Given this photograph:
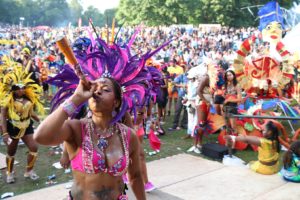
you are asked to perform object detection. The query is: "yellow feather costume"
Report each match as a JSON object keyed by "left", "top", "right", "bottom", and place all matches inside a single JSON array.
[
  {"left": 0, "top": 66, "right": 44, "bottom": 138},
  {"left": 0, "top": 55, "right": 22, "bottom": 79}
]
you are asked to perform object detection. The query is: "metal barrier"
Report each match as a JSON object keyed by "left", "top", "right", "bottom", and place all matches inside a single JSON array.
[
  {"left": 223, "top": 112, "right": 300, "bottom": 157},
  {"left": 227, "top": 114, "right": 300, "bottom": 120}
]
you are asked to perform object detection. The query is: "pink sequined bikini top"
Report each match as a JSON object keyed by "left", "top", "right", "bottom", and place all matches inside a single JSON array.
[{"left": 71, "top": 120, "right": 130, "bottom": 176}]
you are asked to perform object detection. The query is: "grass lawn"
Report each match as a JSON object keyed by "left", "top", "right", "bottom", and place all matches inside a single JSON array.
[{"left": 0, "top": 110, "right": 298, "bottom": 196}]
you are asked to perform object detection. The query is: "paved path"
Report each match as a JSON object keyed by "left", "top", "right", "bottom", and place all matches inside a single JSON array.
[{"left": 9, "top": 154, "right": 300, "bottom": 200}]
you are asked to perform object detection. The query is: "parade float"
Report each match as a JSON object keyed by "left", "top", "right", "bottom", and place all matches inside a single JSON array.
[{"left": 218, "top": 1, "right": 300, "bottom": 150}]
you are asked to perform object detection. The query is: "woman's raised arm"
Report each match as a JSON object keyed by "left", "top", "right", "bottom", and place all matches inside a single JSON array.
[{"left": 34, "top": 80, "right": 96, "bottom": 145}]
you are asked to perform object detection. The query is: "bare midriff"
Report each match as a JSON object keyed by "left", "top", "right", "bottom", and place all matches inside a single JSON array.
[{"left": 71, "top": 171, "right": 125, "bottom": 200}]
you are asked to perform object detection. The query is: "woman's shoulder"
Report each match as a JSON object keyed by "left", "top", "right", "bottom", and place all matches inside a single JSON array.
[
  {"left": 117, "top": 123, "right": 138, "bottom": 149},
  {"left": 117, "top": 123, "right": 135, "bottom": 135}
]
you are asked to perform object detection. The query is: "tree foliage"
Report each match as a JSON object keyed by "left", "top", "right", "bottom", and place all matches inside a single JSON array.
[
  {"left": 0, "top": 0, "right": 116, "bottom": 27},
  {"left": 116, "top": 0, "right": 296, "bottom": 27},
  {"left": 81, "top": 6, "right": 105, "bottom": 27},
  {"left": 0, "top": 0, "right": 297, "bottom": 27}
]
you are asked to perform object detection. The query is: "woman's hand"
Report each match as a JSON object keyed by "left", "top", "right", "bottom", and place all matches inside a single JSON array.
[
  {"left": 2, "top": 134, "right": 11, "bottom": 145},
  {"left": 224, "top": 135, "right": 235, "bottom": 148},
  {"left": 224, "top": 135, "right": 231, "bottom": 142},
  {"left": 72, "top": 80, "right": 96, "bottom": 105},
  {"left": 60, "top": 154, "right": 70, "bottom": 169},
  {"left": 182, "top": 98, "right": 188, "bottom": 105}
]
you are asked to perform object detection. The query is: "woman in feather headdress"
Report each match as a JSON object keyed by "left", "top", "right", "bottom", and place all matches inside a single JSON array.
[
  {"left": 0, "top": 65, "right": 44, "bottom": 184},
  {"left": 34, "top": 27, "right": 169, "bottom": 199}
]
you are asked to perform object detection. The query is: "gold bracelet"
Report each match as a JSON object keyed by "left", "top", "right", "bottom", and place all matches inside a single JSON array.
[{"left": 2, "top": 132, "right": 8, "bottom": 136}]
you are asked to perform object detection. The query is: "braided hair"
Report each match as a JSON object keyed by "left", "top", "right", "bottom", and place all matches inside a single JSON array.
[{"left": 283, "top": 141, "right": 300, "bottom": 169}]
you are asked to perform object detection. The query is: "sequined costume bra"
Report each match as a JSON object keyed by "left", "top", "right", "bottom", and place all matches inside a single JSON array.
[
  {"left": 71, "top": 120, "right": 130, "bottom": 176},
  {"left": 8, "top": 100, "right": 33, "bottom": 138}
]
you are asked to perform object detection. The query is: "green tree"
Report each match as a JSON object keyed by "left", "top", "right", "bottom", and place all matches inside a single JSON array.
[
  {"left": 69, "top": 0, "right": 83, "bottom": 25},
  {"left": 104, "top": 8, "right": 117, "bottom": 26},
  {"left": 116, "top": 0, "right": 295, "bottom": 27},
  {"left": 116, "top": 0, "right": 140, "bottom": 25},
  {"left": 82, "top": 6, "right": 105, "bottom": 27},
  {"left": 0, "top": 0, "right": 22, "bottom": 25},
  {"left": 0, "top": 0, "right": 296, "bottom": 27},
  {"left": 35, "top": 0, "right": 70, "bottom": 26}
]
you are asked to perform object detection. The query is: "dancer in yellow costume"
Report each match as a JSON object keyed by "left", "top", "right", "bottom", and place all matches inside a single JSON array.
[{"left": 0, "top": 65, "right": 44, "bottom": 183}]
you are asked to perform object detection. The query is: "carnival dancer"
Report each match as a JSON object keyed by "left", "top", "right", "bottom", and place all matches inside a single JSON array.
[
  {"left": 191, "top": 61, "right": 226, "bottom": 152},
  {"left": 225, "top": 121, "right": 280, "bottom": 175},
  {"left": 192, "top": 63, "right": 212, "bottom": 153},
  {"left": 131, "top": 106, "right": 156, "bottom": 192},
  {"left": 0, "top": 66, "right": 44, "bottom": 183},
  {"left": 36, "top": 77, "right": 145, "bottom": 200},
  {"left": 35, "top": 31, "right": 169, "bottom": 199}
]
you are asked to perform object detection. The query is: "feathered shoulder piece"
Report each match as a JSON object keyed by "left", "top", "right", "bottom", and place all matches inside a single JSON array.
[
  {"left": 0, "top": 66, "right": 44, "bottom": 120},
  {"left": 48, "top": 28, "right": 170, "bottom": 123},
  {"left": 0, "top": 55, "right": 22, "bottom": 78},
  {"left": 207, "top": 63, "right": 222, "bottom": 91}
]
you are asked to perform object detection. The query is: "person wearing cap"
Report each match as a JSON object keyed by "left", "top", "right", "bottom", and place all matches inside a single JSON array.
[
  {"left": 168, "top": 63, "right": 188, "bottom": 131},
  {"left": 185, "top": 69, "right": 201, "bottom": 152},
  {"left": 167, "top": 59, "right": 184, "bottom": 116},
  {"left": 20, "top": 47, "right": 32, "bottom": 67}
]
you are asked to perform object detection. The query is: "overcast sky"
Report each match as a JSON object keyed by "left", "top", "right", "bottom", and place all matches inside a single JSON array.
[{"left": 81, "top": 0, "right": 120, "bottom": 12}]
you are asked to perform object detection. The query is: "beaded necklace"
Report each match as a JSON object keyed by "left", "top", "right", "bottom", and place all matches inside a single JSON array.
[
  {"left": 93, "top": 122, "right": 116, "bottom": 151},
  {"left": 84, "top": 119, "right": 129, "bottom": 176}
]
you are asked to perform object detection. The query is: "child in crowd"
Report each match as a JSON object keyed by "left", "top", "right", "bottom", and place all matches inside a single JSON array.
[
  {"left": 281, "top": 141, "right": 300, "bottom": 182},
  {"left": 225, "top": 121, "right": 281, "bottom": 175}
]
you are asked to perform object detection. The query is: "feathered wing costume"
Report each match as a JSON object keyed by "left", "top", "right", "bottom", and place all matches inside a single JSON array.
[
  {"left": 0, "top": 66, "right": 44, "bottom": 120},
  {"left": 47, "top": 29, "right": 170, "bottom": 123},
  {"left": 0, "top": 55, "right": 22, "bottom": 79},
  {"left": 0, "top": 66, "right": 44, "bottom": 138}
]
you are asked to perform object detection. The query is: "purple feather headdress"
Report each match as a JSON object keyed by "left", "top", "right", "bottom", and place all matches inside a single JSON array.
[{"left": 47, "top": 28, "right": 171, "bottom": 123}]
